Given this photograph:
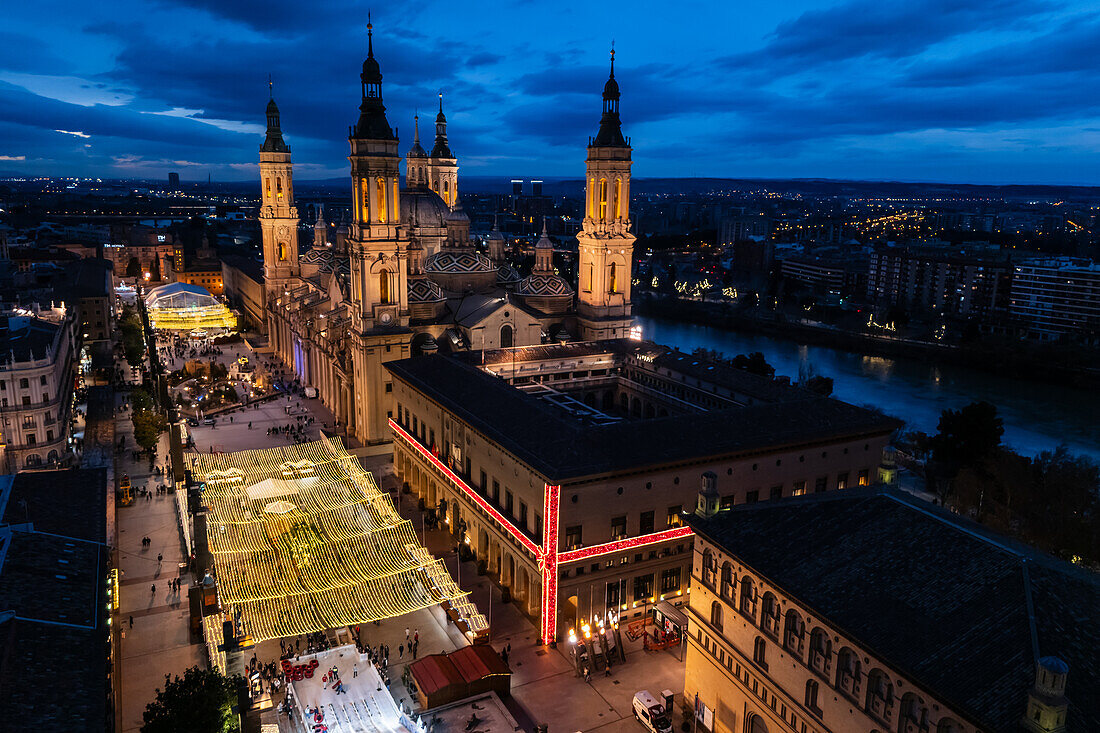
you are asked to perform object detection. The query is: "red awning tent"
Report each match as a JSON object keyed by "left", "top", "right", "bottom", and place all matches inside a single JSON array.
[{"left": 409, "top": 645, "right": 511, "bottom": 710}]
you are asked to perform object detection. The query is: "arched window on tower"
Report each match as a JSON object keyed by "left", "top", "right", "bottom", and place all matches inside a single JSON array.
[
  {"left": 599, "top": 178, "right": 608, "bottom": 220},
  {"left": 379, "top": 270, "right": 392, "bottom": 304},
  {"left": 583, "top": 263, "right": 593, "bottom": 293},
  {"left": 500, "top": 324, "right": 513, "bottom": 348},
  {"left": 615, "top": 178, "right": 622, "bottom": 219},
  {"left": 265, "top": 178, "right": 271, "bottom": 198},
  {"left": 376, "top": 178, "right": 387, "bottom": 223},
  {"left": 609, "top": 262, "right": 619, "bottom": 294},
  {"left": 276, "top": 177, "right": 283, "bottom": 199},
  {"left": 277, "top": 243, "right": 287, "bottom": 261},
  {"left": 443, "top": 180, "right": 450, "bottom": 206},
  {"left": 361, "top": 183, "right": 370, "bottom": 223}
]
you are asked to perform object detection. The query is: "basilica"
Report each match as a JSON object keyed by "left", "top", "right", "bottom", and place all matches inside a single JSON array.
[{"left": 261, "top": 25, "right": 636, "bottom": 445}]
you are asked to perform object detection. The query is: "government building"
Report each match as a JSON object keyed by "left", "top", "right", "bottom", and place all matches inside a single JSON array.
[
  {"left": 259, "top": 27, "right": 635, "bottom": 446},
  {"left": 683, "top": 487, "right": 1098, "bottom": 733},
  {"left": 386, "top": 340, "right": 899, "bottom": 643}
]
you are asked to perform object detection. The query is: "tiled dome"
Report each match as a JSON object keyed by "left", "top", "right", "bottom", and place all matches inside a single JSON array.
[
  {"left": 423, "top": 250, "right": 493, "bottom": 275},
  {"left": 407, "top": 277, "right": 444, "bottom": 303},
  {"left": 516, "top": 272, "right": 572, "bottom": 297}
]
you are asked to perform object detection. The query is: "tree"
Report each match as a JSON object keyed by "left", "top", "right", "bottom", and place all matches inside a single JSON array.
[
  {"left": 132, "top": 410, "right": 168, "bottom": 452},
  {"left": 804, "top": 375, "right": 834, "bottom": 396},
  {"left": 929, "top": 401, "right": 1004, "bottom": 501},
  {"left": 141, "top": 666, "right": 241, "bottom": 733},
  {"left": 150, "top": 254, "right": 162, "bottom": 282},
  {"left": 732, "top": 351, "right": 776, "bottom": 378},
  {"left": 126, "top": 256, "right": 142, "bottom": 279}
]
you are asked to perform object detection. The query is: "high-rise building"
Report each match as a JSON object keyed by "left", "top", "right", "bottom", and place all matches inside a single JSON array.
[
  {"left": 168, "top": 171, "right": 179, "bottom": 188},
  {"left": 1010, "top": 258, "right": 1100, "bottom": 340}
]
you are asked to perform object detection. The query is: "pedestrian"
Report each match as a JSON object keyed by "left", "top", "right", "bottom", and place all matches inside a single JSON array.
[
  {"left": 399, "top": 644, "right": 404, "bottom": 658},
  {"left": 413, "top": 629, "right": 419, "bottom": 645},
  {"left": 129, "top": 615, "right": 134, "bottom": 628},
  {"left": 353, "top": 664, "right": 358, "bottom": 678},
  {"left": 151, "top": 583, "right": 156, "bottom": 595},
  {"left": 157, "top": 553, "right": 163, "bottom": 565},
  {"left": 405, "top": 626, "right": 410, "bottom": 642}
]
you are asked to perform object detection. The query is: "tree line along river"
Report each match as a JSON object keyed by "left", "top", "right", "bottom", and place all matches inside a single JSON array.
[{"left": 635, "top": 316, "right": 1100, "bottom": 461}]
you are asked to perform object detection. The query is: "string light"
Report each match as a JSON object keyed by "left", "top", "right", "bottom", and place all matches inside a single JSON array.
[
  {"left": 391, "top": 418, "right": 693, "bottom": 645},
  {"left": 188, "top": 436, "right": 486, "bottom": 642},
  {"left": 147, "top": 303, "right": 237, "bottom": 331}
]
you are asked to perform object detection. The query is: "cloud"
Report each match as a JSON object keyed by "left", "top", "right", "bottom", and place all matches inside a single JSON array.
[
  {"left": 55, "top": 129, "right": 91, "bottom": 138},
  {"left": 0, "top": 155, "right": 26, "bottom": 161},
  {"left": 0, "top": 72, "right": 133, "bottom": 106}
]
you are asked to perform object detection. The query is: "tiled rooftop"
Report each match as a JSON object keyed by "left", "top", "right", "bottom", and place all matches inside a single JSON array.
[{"left": 686, "top": 488, "right": 1100, "bottom": 733}]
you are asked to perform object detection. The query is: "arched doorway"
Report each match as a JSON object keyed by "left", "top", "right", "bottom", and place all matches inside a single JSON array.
[
  {"left": 748, "top": 714, "right": 769, "bottom": 733},
  {"left": 500, "top": 324, "right": 513, "bottom": 348}
]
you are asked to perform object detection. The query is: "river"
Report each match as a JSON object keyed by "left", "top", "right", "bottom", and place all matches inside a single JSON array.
[{"left": 635, "top": 316, "right": 1100, "bottom": 461}]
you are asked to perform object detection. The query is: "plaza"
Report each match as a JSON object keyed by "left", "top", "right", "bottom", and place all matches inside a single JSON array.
[{"left": 108, "top": 329, "right": 690, "bottom": 732}]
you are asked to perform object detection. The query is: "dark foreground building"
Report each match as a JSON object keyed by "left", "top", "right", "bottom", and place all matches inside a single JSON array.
[
  {"left": 684, "top": 486, "right": 1099, "bottom": 733},
  {"left": 0, "top": 468, "right": 112, "bottom": 730}
]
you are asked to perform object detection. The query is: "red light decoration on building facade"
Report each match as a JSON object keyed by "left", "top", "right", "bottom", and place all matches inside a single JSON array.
[{"left": 390, "top": 419, "right": 694, "bottom": 645}]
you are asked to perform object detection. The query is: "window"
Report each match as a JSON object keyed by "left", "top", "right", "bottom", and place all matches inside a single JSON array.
[
  {"left": 519, "top": 501, "right": 528, "bottom": 529},
  {"left": 792, "top": 481, "right": 806, "bottom": 496},
  {"left": 565, "top": 525, "right": 582, "bottom": 550},
  {"left": 701, "top": 549, "right": 716, "bottom": 587},
  {"left": 19, "top": 378, "right": 28, "bottom": 389},
  {"left": 710, "top": 601, "right": 723, "bottom": 630},
  {"left": 661, "top": 567, "right": 681, "bottom": 593},
  {"left": 805, "top": 680, "right": 820, "bottom": 714},
  {"left": 479, "top": 471, "right": 487, "bottom": 493},
  {"left": 46, "top": 430, "right": 53, "bottom": 441},
  {"left": 599, "top": 178, "right": 608, "bottom": 219},
  {"left": 784, "top": 609, "right": 805, "bottom": 655},
  {"left": 746, "top": 490, "right": 759, "bottom": 504},
  {"left": 25, "top": 433, "right": 36, "bottom": 446},
  {"left": 640, "top": 510, "right": 654, "bottom": 534},
  {"left": 752, "top": 636, "right": 767, "bottom": 668},
  {"left": 858, "top": 469, "right": 870, "bottom": 486},
  {"left": 614, "top": 178, "right": 623, "bottom": 219},
  {"left": 379, "top": 270, "right": 393, "bottom": 304},
  {"left": 611, "top": 515, "right": 626, "bottom": 540},
  {"left": 534, "top": 513, "right": 542, "bottom": 539},
  {"left": 837, "top": 472, "right": 849, "bottom": 490},
  {"left": 667, "top": 505, "right": 682, "bottom": 527},
  {"left": 633, "top": 573, "right": 653, "bottom": 601},
  {"left": 769, "top": 485, "right": 782, "bottom": 500},
  {"left": 492, "top": 480, "right": 500, "bottom": 505},
  {"left": 720, "top": 562, "right": 733, "bottom": 598},
  {"left": 761, "top": 592, "right": 779, "bottom": 636},
  {"left": 606, "top": 581, "right": 621, "bottom": 608},
  {"left": 739, "top": 576, "right": 756, "bottom": 616},
  {"left": 376, "top": 177, "right": 387, "bottom": 223},
  {"left": 39, "top": 375, "right": 47, "bottom": 385},
  {"left": 505, "top": 490, "right": 514, "bottom": 516},
  {"left": 500, "top": 324, "right": 513, "bottom": 348},
  {"left": 720, "top": 494, "right": 735, "bottom": 510},
  {"left": 583, "top": 263, "right": 593, "bottom": 293},
  {"left": 609, "top": 262, "right": 619, "bottom": 294},
  {"left": 385, "top": 382, "right": 392, "bottom": 393},
  {"left": 814, "top": 476, "right": 827, "bottom": 493}
]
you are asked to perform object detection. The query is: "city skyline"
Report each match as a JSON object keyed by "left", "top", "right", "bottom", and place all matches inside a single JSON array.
[{"left": 3, "top": 0, "right": 1100, "bottom": 184}]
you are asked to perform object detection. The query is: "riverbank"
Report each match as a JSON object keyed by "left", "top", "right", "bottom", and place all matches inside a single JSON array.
[{"left": 635, "top": 295, "right": 1100, "bottom": 389}]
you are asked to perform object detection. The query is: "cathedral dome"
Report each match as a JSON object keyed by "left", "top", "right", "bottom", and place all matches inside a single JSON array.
[
  {"left": 497, "top": 263, "right": 521, "bottom": 286},
  {"left": 516, "top": 272, "right": 572, "bottom": 297},
  {"left": 407, "top": 276, "right": 444, "bottom": 303},
  {"left": 423, "top": 250, "right": 493, "bottom": 275},
  {"left": 400, "top": 189, "right": 450, "bottom": 228}
]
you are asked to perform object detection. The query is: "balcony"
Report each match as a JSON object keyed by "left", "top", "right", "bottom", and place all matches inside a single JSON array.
[
  {"left": 809, "top": 649, "right": 830, "bottom": 676},
  {"left": 838, "top": 670, "right": 860, "bottom": 698},
  {"left": 761, "top": 613, "right": 780, "bottom": 638},
  {"left": 901, "top": 720, "right": 930, "bottom": 733},
  {"left": 784, "top": 631, "right": 804, "bottom": 657},
  {"left": 867, "top": 695, "right": 893, "bottom": 722}
]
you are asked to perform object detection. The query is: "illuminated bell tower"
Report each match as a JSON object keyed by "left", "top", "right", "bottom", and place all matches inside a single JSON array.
[
  {"left": 347, "top": 20, "right": 411, "bottom": 446},
  {"left": 426, "top": 93, "right": 459, "bottom": 208},
  {"left": 259, "top": 85, "right": 300, "bottom": 295},
  {"left": 347, "top": 20, "right": 408, "bottom": 331},
  {"left": 576, "top": 48, "right": 634, "bottom": 341}
]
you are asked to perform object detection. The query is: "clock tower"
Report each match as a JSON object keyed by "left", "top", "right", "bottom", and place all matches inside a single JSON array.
[
  {"left": 576, "top": 49, "right": 635, "bottom": 340},
  {"left": 259, "top": 85, "right": 300, "bottom": 296}
]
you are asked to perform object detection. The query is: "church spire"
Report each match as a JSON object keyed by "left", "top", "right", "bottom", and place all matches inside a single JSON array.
[
  {"left": 534, "top": 216, "right": 554, "bottom": 273},
  {"left": 431, "top": 92, "right": 453, "bottom": 158},
  {"left": 261, "top": 79, "right": 289, "bottom": 153},
  {"left": 592, "top": 45, "right": 626, "bottom": 148},
  {"left": 353, "top": 16, "right": 394, "bottom": 140}
]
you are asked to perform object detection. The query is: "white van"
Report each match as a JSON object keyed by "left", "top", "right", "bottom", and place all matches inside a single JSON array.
[{"left": 632, "top": 691, "right": 673, "bottom": 733}]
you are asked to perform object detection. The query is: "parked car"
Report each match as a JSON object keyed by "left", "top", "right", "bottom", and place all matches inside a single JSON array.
[
  {"left": 186, "top": 418, "right": 199, "bottom": 427},
  {"left": 632, "top": 691, "right": 672, "bottom": 733}
]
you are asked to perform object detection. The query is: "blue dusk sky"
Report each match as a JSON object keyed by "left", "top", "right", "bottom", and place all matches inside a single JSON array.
[{"left": 2, "top": 0, "right": 1100, "bottom": 184}]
